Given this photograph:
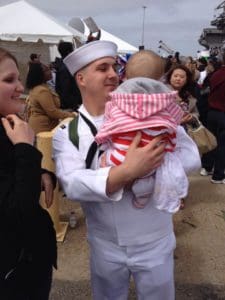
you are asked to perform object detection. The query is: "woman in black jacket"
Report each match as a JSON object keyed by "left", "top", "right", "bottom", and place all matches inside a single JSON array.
[{"left": 0, "top": 48, "right": 57, "bottom": 299}]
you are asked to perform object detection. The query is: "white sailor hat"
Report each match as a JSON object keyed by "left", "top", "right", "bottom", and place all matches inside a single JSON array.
[{"left": 63, "top": 40, "right": 118, "bottom": 75}]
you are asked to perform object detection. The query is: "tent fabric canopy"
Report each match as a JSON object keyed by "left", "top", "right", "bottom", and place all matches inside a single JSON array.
[
  {"left": 0, "top": 0, "right": 137, "bottom": 53},
  {"left": 0, "top": 0, "right": 84, "bottom": 43},
  {"left": 99, "top": 29, "right": 138, "bottom": 54},
  {"left": 68, "top": 18, "right": 138, "bottom": 54}
]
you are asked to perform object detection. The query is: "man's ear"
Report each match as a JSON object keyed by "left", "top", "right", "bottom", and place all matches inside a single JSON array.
[{"left": 75, "top": 71, "right": 84, "bottom": 87}]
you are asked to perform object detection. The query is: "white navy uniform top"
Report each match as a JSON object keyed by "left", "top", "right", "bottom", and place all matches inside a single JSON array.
[{"left": 52, "top": 105, "right": 201, "bottom": 246}]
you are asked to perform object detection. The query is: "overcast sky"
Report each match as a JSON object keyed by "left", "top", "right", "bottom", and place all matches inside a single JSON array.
[{"left": 0, "top": 0, "right": 223, "bottom": 56}]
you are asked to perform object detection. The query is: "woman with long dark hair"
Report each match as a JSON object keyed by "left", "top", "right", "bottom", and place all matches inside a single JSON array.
[
  {"left": 26, "top": 62, "right": 74, "bottom": 134},
  {"left": 166, "top": 65, "right": 199, "bottom": 209},
  {"left": 166, "top": 64, "right": 199, "bottom": 126}
]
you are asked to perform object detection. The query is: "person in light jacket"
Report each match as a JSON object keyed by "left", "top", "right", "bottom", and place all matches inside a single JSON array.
[{"left": 26, "top": 63, "right": 74, "bottom": 134}]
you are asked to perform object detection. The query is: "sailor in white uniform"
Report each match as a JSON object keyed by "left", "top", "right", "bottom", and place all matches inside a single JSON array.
[{"left": 52, "top": 41, "right": 201, "bottom": 300}]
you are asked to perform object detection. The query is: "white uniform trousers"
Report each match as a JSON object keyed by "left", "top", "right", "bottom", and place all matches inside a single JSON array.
[{"left": 89, "top": 232, "right": 176, "bottom": 300}]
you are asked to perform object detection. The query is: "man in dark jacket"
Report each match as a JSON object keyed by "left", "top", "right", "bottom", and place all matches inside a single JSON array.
[
  {"left": 55, "top": 41, "right": 82, "bottom": 111},
  {"left": 201, "top": 53, "right": 225, "bottom": 183}
]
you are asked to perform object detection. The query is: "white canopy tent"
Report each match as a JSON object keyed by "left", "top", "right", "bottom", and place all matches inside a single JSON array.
[
  {"left": 99, "top": 29, "right": 138, "bottom": 54},
  {"left": 68, "top": 17, "right": 138, "bottom": 54},
  {"left": 0, "top": 1, "right": 137, "bottom": 83},
  {"left": 0, "top": 0, "right": 86, "bottom": 84},
  {"left": 0, "top": 0, "right": 84, "bottom": 45}
]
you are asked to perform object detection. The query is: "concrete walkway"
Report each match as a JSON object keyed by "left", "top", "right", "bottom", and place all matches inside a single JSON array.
[{"left": 50, "top": 174, "right": 225, "bottom": 300}]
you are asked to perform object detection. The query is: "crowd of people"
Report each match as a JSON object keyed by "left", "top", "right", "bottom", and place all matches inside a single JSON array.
[
  {"left": 163, "top": 50, "right": 225, "bottom": 184},
  {"left": 0, "top": 36, "right": 224, "bottom": 299}
]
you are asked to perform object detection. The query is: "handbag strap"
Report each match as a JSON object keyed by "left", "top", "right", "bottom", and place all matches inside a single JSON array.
[{"left": 188, "top": 116, "right": 201, "bottom": 131}]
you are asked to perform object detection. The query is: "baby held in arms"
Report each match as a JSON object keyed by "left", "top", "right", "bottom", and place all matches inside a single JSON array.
[{"left": 95, "top": 77, "right": 189, "bottom": 212}]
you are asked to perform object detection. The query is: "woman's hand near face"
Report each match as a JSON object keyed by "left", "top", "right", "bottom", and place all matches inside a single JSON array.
[
  {"left": 1, "top": 114, "right": 35, "bottom": 145},
  {"left": 181, "top": 112, "right": 193, "bottom": 124}
]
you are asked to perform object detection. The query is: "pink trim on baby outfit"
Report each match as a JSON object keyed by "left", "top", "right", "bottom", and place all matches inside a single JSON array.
[{"left": 95, "top": 91, "right": 183, "bottom": 144}]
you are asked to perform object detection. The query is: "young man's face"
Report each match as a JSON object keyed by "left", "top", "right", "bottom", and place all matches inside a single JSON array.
[{"left": 78, "top": 57, "right": 119, "bottom": 104}]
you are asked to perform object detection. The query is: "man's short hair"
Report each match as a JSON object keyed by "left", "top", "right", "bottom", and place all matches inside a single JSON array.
[
  {"left": 30, "top": 53, "right": 39, "bottom": 61},
  {"left": 58, "top": 42, "right": 74, "bottom": 59},
  {"left": 198, "top": 57, "right": 207, "bottom": 66}
]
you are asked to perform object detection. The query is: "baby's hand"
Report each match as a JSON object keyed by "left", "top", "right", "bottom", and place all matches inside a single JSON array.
[{"left": 100, "top": 152, "right": 107, "bottom": 167}]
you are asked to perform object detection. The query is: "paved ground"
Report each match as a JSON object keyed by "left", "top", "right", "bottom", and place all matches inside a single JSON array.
[{"left": 49, "top": 174, "right": 225, "bottom": 300}]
